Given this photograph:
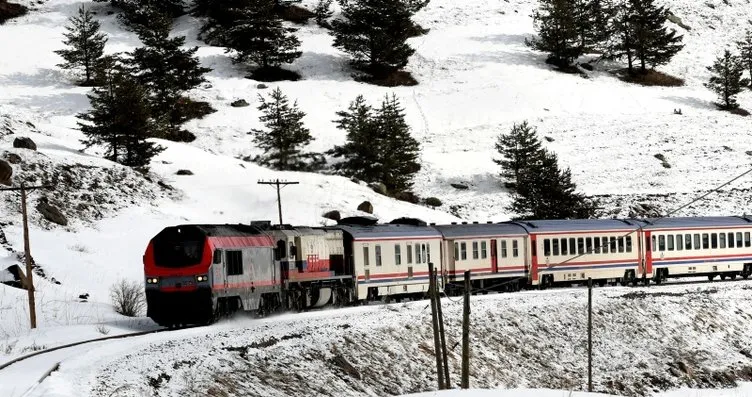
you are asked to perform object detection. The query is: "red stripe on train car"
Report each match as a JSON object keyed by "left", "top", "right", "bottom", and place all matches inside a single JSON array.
[
  {"left": 652, "top": 252, "right": 752, "bottom": 262},
  {"left": 208, "top": 236, "right": 275, "bottom": 249}
]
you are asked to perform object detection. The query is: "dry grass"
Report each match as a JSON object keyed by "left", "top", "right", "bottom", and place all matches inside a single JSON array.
[
  {"left": 728, "top": 107, "right": 751, "bottom": 117},
  {"left": 619, "top": 69, "right": 685, "bottom": 87}
]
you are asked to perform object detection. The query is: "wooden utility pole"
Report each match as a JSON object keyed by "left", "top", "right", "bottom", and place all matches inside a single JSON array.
[
  {"left": 428, "top": 262, "right": 445, "bottom": 389},
  {"left": 434, "top": 268, "right": 450, "bottom": 388},
  {"left": 257, "top": 179, "right": 298, "bottom": 225},
  {"left": 0, "top": 183, "right": 53, "bottom": 329},
  {"left": 588, "top": 277, "right": 593, "bottom": 392},
  {"left": 461, "top": 270, "right": 471, "bottom": 388}
]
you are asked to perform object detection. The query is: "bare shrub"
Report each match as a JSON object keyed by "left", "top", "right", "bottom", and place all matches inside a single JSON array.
[
  {"left": 96, "top": 324, "right": 110, "bottom": 335},
  {"left": 110, "top": 279, "right": 145, "bottom": 317}
]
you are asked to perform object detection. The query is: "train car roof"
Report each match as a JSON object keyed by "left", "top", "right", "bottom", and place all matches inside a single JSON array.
[
  {"left": 512, "top": 219, "right": 648, "bottom": 233},
  {"left": 433, "top": 222, "right": 528, "bottom": 238},
  {"left": 335, "top": 223, "right": 442, "bottom": 240},
  {"left": 640, "top": 216, "right": 752, "bottom": 230},
  {"left": 175, "top": 224, "right": 267, "bottom": 237}
]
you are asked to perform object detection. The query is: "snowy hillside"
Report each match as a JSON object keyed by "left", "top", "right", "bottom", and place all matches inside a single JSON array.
[{"left": 0, "top": 0, "right": 751, "bottom": 371}]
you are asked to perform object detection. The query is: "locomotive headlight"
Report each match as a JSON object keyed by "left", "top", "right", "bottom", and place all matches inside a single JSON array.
[
  {"left": 195, "top": 275, "right": 208, "bottom": 282},
  {"left": 146, "top": 277, "right": 159, "bottom": 284}
]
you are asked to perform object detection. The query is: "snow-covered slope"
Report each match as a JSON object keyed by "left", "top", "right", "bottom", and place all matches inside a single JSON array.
[{"left": 0, "top": 0, "right": 751, "bottom": 357}]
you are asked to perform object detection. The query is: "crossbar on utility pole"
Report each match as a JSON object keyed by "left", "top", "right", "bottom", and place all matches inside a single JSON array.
[
  {"left": 0, "top": 183, "right": 53, "bottom": 329},
  {"left": 257, "top": 179, "right": 298, "bottom": 225}
]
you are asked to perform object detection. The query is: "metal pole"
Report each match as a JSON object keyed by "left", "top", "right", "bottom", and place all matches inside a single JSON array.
[
  {"left": 435, "top": 268, "right": 450, "bottom": 388},
  {"left": 21, "top": 184, "right": 36, "bottom": 329},
  {"left": 428, "top": 262, "right": 445, "bottom": 389},
  {"left": 588, "top": 277, "right": 593, "bottom": 392},
  {"left": 257, "top": 180, "right": 298, "bottom": 226},
  {"left": 276, "top": 182, "right": 283, "bottom": 226},
  {"left": 461, "top": 270, "right": 471, "bottom": 388}
]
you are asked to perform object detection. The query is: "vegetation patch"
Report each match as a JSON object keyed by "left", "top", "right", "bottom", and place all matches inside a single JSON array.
[
  {"left": 0, "top": 0, "right": 27, "bottom": 25},
  {"left": 249, "top": 66, "right": 301, "bottom": 82},
  {"left": 359, "top": 70, "right": 418, "bottom": 87},
  {"left": 618, "top": 69, "right": 685, "bottom": 87}
]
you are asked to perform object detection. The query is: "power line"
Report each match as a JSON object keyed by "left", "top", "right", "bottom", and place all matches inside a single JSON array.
[{"left": 257, "top": 179, "right": 298, "bottom": 226}]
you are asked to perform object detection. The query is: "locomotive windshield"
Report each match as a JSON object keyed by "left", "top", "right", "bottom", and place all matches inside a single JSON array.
[{"left": 152, "top": 226, "right": 205, "bottom": 268}]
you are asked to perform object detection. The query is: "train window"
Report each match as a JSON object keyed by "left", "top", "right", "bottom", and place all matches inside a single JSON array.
[
  {"left": 415, "top": 244, "right": 421, "bottom": 263},
  {"left": 586, "top": 237, "right": 593, "bottom": 254},
  {"left": 512, "top": 240, "right": 519, "bottom": 257},
  {"left": 454, "top": 242, "right": 459, "bottom": 260},
  {"left": 626, "top": 236, "right": 632, "bottom": 252},
  {"left": 481, "top": 241, "right": 488, "bottom": 259},
  {"left": 685, "top": 234, "right": 692, "bottom": 250},
  {"left": 594, "top": 237, "right": 601, "bottom": 254},
  {"left": 544, "top": 239, "right": 551, "bottom": 256},
  {"left": 421, "top": 244, "right": 427, "bottom": 263},
  {"left": 728, "top": 233, "right": 735, "bottom": 248},
  {"left": 501, "top": 240, "right": 508, "bottom": 258},
  {"left": 737, "top": 232, "right": 744, "bottom": 248},
  {"left": 667, "top": 235, "right": 674, "bottom": 251},
  {"left": 711, "top": 234, "right": 718, "bottom": 249},
  {"left": 658, "top": 235, "right": 665, "bottom": 251},
  {"left": 552, "top": 239, "right": 559, "bottom": 255},
  {"left": 610, "top": 237, "right": 617, "bottom": 253},
  {"left": 694, "top": 234, "right": 701, "bottom": 250},
  {"left": 375, "top": 245, "right": 382, "bottom": 267},
  {"left": 289, "top": 243, "right": 296, "bottom": 259},
  {"left": 676, "top": 235, "right": 683, "bottom": 251},
  {"left": 618, "top": 237, "right": 625, "bottom": 253},
  {"left": 472, "top": 241, "right": 479, "bottom": 259},
  {"left": 363, "top": 247, "right": 370, "bottom": 267},
  {"left": 651, "top": 236, "right": 656, "bottom": 252},
  {"left": 561, "top": 238, "right": 568, "bottom": 256},
  {"left": 226, "top": 251, "right": 243, "bottom": 275},
  {"left": 702, "top": 234, "right": 709, "bottom": 249},
  {"left": 213, "top": 249, "right": 222, "bottom": 264},
  {"left": 569, "top": 238, "right": 576, "bottom": 254},
  {"left": 395, "top": 245, "right": 402, "bottom": 265},
  {"left": 577, "top": 238, "right": 584, "bottom": 255},
  {"left": 719, "top": 233, "right": 726, "bottom": 249},
  {"left": 746, "top": 232, "right": 751, "bottom": 247},
  {"left": 407, "top": 244, "right": 413, "bottom": 264},
  {"left": 461, "top": 242, "right": 467, "bottom": 260},
  {"left": 427, "top": 244, "right": 431, "bottom": 262}
]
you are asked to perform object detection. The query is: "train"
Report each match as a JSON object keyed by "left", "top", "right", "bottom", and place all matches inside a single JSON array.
[{"left": 143, "top": 215, "right": 752, "bottom": 326}]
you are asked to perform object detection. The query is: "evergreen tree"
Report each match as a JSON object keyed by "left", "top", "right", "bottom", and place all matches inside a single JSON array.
[
  {"left": 127, "top": 22, "right": 211, "bottom": 120},
  {"left": 605, "top": 1, "right": 637, "bottom": 72},
  {"left": 94, "top": 0, "right": 184, "bottom": 31},
  {"left": 251, "top": 88, "right": 320, "bottom": 171},
  {"left": 704, "top": 49, "right": 749, "bottom": 111},
  {"left": 195, "top": 0, "right": 252, "bottom": 44},
  {"left": 736, "top": 26, "right": 752, "bottom": 86},
  {"left": 574, "top": 0, "right": 612, "bottom": 53},
  {"left": 313, "top": 0, "right": 334, "bottom": 27},
  {"left": 493, "top": 121, "right": 543, "bottom": 189},
  {"left": 331, "top": 0, "right": 427, "bottom": 75},
  {"left": 328, "top": 95, "right": 380, "bottom": 182},
  {"left": 372, "top": 94, "right": 421, "bottom": 193},
  {"left": 528, "top": 0, "right": 582, "bottom": 68},
  {"left": 55, "top": 5, "right": 108, "bottom": 85},
  {"left": 224, "top": 0, "right": 302, "bottom": 75},
  {"left": 629, "top": 0, "right": 683, "bottom": 73},
  {"left": 77, "top": 72, "right": 164, "bottom": 169},
  {"left": 510, "top": 149, "right": 596, "bottom": 220}
]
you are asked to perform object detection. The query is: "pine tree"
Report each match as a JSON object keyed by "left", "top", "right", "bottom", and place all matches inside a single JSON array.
[
  {"left": 605, "top": 1, "right": 637, "bottom": 72},
  {"left": 251, "top": 88, "right": 319, "bottom": 171},
  {"left": 313, "top": 0, "right": 334, "bottom": 27},
  {"left": 224, "top": 0, "right": 302, "bottom": 77},
  {"left": 94, "top": 0, "right": 184, "bottom": 31},
  {"left": 372, "top": 94, "right": 421, "bottom": 193},
  {"left": 528, "top": 0, "right": 582, "bottom": 68},
  {"left": 737, "top": 26, "right": 752, "bottom": 86},
  {"left": 628, "top": 0, "right": 683, "bottom": 73},
  {"left": 127, "top": 22, "right": 211, "bottom": 120},
  {"left": 78, "top": 72, "right": 164, "bottom": 169},
  {"left": 574, "top": 0, "right": 612, "bottom": 53},
  {"left": 331, "top": 0, "right": 426, "bottom": 75},
  {"left": 328, "top": 95, "right": 380, "bottom": 182},
  {"left": 55, "top": 5, "right": 108, "bottom": 85},
  {"left": 705, "top": 49, "right": 749, "bottom": 111},
  {"left": 493, "top": 121, "right": 543, "bottom": 189}
]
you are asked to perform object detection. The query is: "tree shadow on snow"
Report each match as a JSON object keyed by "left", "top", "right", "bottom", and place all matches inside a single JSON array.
[
  {"left": 0, "top": 68, "right": 70, "bottom": 89},
  {"left": 9, "top": 91, "right": 91, "bottom": 117},
  {"left": 661, "top": 95, "right": 716, "bottom": 112},
  {"left": 465, "top": 33, "right": 550, "bottom": 69},
  {"left": 293, "top": 52, "right": 353, "bottom": 82}
]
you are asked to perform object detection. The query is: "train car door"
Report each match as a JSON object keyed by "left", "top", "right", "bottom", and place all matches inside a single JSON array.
[
  {"left": 491, "top": 239, "right": 498, "bottom": 273},
  {"left": 643, "top": 231, "right": 653, "bottom": 278},
  {"left": 530, "top": 235, "right": 539, "bottom": 285}
]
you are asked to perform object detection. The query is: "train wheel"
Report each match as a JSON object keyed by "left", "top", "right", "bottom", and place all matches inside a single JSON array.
[
  {"left": 731, "top": 273, "right": 738, "bottom": 280},
  {"left": 720, "top": 274, "right": 727, "bottom": 281},
  {"left": 708, "top": 275, "right": 715, "bottom": 281}
]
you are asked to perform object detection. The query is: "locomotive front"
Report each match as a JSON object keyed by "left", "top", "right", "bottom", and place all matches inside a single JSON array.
[{"left": 143, "top": 225, "right": 215, "bottom": 326}]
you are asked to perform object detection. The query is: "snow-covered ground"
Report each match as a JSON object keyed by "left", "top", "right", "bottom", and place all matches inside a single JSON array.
[{"left": 1, "top": 0, "right": 752, "bottom": 394}]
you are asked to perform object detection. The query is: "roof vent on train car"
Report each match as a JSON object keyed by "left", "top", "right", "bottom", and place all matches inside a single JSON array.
[
  {"left": 451, "top": 222, "right": 457, "bottom": 225},
  {"left": 472, "top": 221, "right": 479, "bottom": 224},
  {"left": 461, "top": 221, "right": 468, "bottom": 224},
  {"left": 487, "top": 221, "right": 493, "bottom": 224},
  {"left": 389, "top": 217, "right": 428, "bottom": 226},
  {"left": 337, "top": 216, "right": 378, "bottom": 226},
  {"left": 430, "top": 223, "right": 436, "bottom": 226},
  {"left": 250, "top": 220, "right": 272, "bottom": 230}
]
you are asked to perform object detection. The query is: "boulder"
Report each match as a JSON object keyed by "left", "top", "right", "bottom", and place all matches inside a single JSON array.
[
  {"left": 369, "top": 182, "right": 387, "bottom": 196},
  {"left": 13, "top": 137, "right": 36, "bottom": 151},
  {"left": 257, "top": 83, "right": 268, "bottom": 89},
  {"left": 323, "top": 210, "right": 341, "bottom": 221},
  {"left": 231, "top": 99, "right": 249, "bottom": 108},
  {"left": 0, "top": 159, "right": 11, "bottom": 186},
  {"left": 451, "top": 183, "right": 469, "bottom": 190},
  {"left": 357, "top": 201, "right": 373, "bottom": 214},
  {"left": 395, "top": 191, "right": 420, "bottom": 204},
  {"left": 176, "top": 169, "right": 194, "bottom": 175},
  {"left": 6, "top": 152, "right": 21, "bottom": 164},
  {"left": 36, "top": 197, "right": 68, "bottom": 226},
  {"left": 423, "top": 197, "right": 442, "bottom": 207}
]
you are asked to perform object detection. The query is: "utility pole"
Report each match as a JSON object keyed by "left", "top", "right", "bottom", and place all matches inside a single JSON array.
[
  {"left": 0, "top": 183, "right": 53, "bottom": 329},
  {"left": 461, "top": 270, "right": 471, "bottom": 388},
  {"left": 257, "top": 179, "right": 298, "bottom": 225},
  {"left": 428, "top": 262, "right": 445, "bottom": 389},
  {"left": 434, "top": 268, "right": 450, "bottom": 388},
  {"left": 588, "top": 277, "right": 593, "bottom": 392}
]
